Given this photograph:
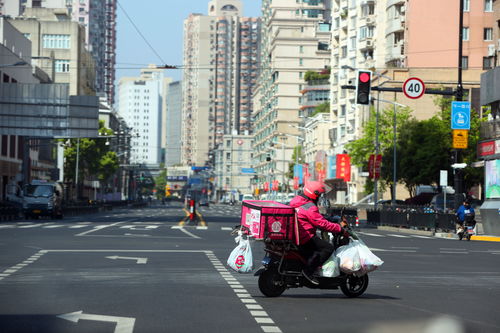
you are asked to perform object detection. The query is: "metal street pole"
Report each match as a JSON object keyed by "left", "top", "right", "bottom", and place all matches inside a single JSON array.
[
  {"left": 393, "top": 103, "right": 397, "bottom": 206},
  {"left": 454, "top": 0, "right": 465, "bottom": 208},
  {"left": 374, "top": 77, "right": 381, "bottom": 208},
  {"left": 75, "top": 138, "right": 80, "bottom": 200}
]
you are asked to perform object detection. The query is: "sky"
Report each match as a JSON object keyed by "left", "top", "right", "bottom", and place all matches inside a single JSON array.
[{"left": 115, "top": 0, "right": 262, "bottom": 83}]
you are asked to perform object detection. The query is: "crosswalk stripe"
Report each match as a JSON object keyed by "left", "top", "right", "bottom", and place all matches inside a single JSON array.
[
  {"left": 358, "top": 232, "right": 385, "bottom": 237},
  {"left": 42, "top": 225, "right": 65, "bottom": 228},
  {"left": 387, "top": 234, "right": 411, "bottom": 238},
  {"left": 18, "top": 224, "right": 41, "bottom": 228},
  {"left": 69, "top": 225, "right": 89, "bottom": 229}
]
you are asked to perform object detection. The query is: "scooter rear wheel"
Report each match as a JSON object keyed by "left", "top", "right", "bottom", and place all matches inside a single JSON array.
[
  {"left": 340, "top": 274, "right": 369, "bottom": 298},
  {"left": 258, "top": 266, "right": 286, "bottom": 297}
]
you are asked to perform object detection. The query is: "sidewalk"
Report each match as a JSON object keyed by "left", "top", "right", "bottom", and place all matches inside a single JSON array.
[{"left": 378, "top": 223, "right": 500, "bottom": 242}]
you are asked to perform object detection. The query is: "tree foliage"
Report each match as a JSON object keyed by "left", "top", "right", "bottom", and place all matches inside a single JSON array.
[{"left": 63, "top": 121, "right": 119, "bottom": 191}]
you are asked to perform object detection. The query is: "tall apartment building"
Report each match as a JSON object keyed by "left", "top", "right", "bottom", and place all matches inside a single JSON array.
[
  {"left": 166, "top": 81, "right": 183, "bottom": 167},
  {"left": 329, "top": 0, "right": 495, "bottom": 202},
  {"left": 253, "top": 0, "right": 332, "bottom": 188},
  {"left": 118, "top": 66, "right": 172, "bottom": 166},
  {"left": 9, "top": 7, "right": 96, "bottom": 96},
  {"left": 21, "top": 0, "right": 117, "bottom": 104},
  {"left": 182, "top": 0, "right": 260, "bottom": 166}
]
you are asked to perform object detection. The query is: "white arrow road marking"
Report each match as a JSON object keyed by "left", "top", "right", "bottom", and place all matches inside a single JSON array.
[
  {"left": 57, "top": 311, "right": 135, "bottom": 333},
  {"left": 106, "top": 256, "right": 148, "bottom": 264}
]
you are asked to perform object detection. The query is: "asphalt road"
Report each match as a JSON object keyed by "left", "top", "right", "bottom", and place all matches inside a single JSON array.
[{"left": 0, "top": 201, "right": 499, "bottom": 333}]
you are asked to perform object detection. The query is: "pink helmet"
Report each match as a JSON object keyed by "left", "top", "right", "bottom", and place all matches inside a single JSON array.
[{"left": 303, "top": 181, "right": 326, "bottom": 200}]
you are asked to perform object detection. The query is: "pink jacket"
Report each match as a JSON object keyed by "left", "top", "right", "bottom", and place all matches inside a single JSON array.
[{"left": 289, "top": 194, "right": 342, "bottom": 245}]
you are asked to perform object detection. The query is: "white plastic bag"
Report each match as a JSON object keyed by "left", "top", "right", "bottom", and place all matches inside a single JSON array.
[
  {"left": 227, "top": 232, "right": 253, "bottom": 273},
  {"left": 356, "top": 241, "right": 384, "bottom": 274},
  {"left": 320, "top": 254, "right": 340, "bottom": 277},
  {"left": 335, "top": 241, "right": 361, "bottom": 274}
]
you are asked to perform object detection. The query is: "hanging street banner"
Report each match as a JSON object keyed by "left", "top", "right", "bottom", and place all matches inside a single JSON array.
[
  {"left": 368, "top": 154, "right": 382, "bottom": 179},
  {"left": 452, "top": 129, "right": 468, "bottom": 149},
  {"left": 336, "top": 154, "right": 351, "bottom": 182},
  {"left": 451, "top": 101, "right": 471, "bottom": 130}
]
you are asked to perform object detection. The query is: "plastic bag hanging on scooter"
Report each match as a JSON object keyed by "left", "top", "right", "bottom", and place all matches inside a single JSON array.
[{"left": 227, "top": 231, "right": 254, "bottom": 273}]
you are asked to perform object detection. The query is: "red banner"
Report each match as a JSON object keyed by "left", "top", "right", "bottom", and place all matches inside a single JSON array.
[
  {"left": 368, "top": 154, "right": 382, "bottom": 179},
  {"left": 264, "top": 182, "right": 269, "bottom": 192},
  {"left": 336, "top": 154, "right": 351, "bottom": 182},
  {"left": 293, "top": 177, "right": 299, "bottom": 190}
]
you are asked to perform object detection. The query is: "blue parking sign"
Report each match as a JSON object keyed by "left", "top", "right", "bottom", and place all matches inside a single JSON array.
[{"left": 451, "top": 101, "right": 470, "bottom": 130}]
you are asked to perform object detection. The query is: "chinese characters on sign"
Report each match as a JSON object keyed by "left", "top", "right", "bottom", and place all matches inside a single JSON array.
[
  {"left": 368, "top": 154, "right": 382, "bottom": 179},
  {"left": 336, "top": 154, "right": 351, "bottom": 182}
]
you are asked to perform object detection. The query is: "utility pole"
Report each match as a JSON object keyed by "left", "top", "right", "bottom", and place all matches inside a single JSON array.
[{"left": 454, "top": 0, "right": 465, "bottom": 208}]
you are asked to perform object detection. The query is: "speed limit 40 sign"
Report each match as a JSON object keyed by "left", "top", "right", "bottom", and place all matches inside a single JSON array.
[{"left": 403, "top": 77, "right": 425, "bottom": 99}]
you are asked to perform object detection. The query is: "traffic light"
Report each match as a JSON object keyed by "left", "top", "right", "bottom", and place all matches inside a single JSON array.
[
  {"left": 355, "top": 70, "right": 372, "bottom": 105},
  {"left": 266, "top": 154, "right": 271, "bottom": 162}
]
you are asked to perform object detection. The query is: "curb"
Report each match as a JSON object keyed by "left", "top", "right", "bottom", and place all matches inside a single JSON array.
[
  {"left": 434, "top": 232, "right": 458, "bottom": 240},
  {"left": 377, "top": 226, "right": 434, "bottom": 236},
  {"left": 470, "top": 235, "right": 500, "bottom": 242}
]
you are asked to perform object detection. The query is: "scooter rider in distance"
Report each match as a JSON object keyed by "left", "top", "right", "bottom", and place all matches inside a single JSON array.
[
  {"left": 289, "top": 181, "right": 348, "bottom": 285},
  {"left": 455, "top": 199, "right": 475, "bottom": 238}
]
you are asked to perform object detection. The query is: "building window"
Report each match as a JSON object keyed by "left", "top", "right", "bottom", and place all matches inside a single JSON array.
[
  {"left": 461, "top": 56, "right": 469, "bottom": 69},
  {"left": 463, "top": 0, "right": 470, "bottom": 11},
  {"left": 299, "top": 58, "right": 303, "bottom": 66},
  {"left": 484, "top": 0, "right": 493, "bottom": 12},
  {"left": 462, "top": 27, "right": 469, "bottom": 41},
  {"left": 55, "top": 60, "right": 70, "bottom": 73},
  {"left": 42, "top": 34, "right": 70, "bottom": 49},
  {"left": 483, "top": 56, "right": 494, "bottom": 70},
  {"left": 484, "top": 28, "right": 493, "bottom": 41},
  {"left": 299, "top": 45, "right": 304, "bottom": 53},
  {"left": 341, "top": 46, "right": 347, "bottom": 58}
]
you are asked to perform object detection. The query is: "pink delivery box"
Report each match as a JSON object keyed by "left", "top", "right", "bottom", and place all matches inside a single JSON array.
[{"left": 240, "top": 200, "right": 296, "bottom": 241}]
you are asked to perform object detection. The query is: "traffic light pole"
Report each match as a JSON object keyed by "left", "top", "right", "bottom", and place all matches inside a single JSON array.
[{"left": 454, "top": 0, "right": 465, "bottom": 208}]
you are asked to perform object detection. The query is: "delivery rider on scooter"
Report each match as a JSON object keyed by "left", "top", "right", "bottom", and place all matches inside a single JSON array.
[{"left": 289, "top": 181, "right": 348, "bottom": 285}]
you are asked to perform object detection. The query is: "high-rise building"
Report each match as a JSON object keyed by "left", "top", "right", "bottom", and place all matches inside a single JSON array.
[
  {"left": 166, "top": 81, "right": 183, "bottom": 167},
  {"left": 253, "top": 0, "right": 332, "bottom": 188},
  {"left": 329, "top": 0, "right": 495, "bottom": 203},
  {"left": 21, "top": 0, "right": 117, "bottom": 105},
  {"left": 182, "top": 0, "right": 260, "bottom": 166},
  {"left": 118, "top": 66, "right": 172, "bottom": 166}
]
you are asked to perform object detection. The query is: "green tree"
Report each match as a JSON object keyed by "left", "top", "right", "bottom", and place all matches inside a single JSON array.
[
  {"left": 310, "top": 102, "right": 330, "bottom": 117},
  {"left": 154, "top": 167, "right": 167, "bottom": 199},
  {"left": 287, "top": 146, "right": 305, "bottom": 179},
  {"left": 345, "top": 105, "right": 414, "bottom": 195},
  {"left": 63, "top": 121, "right": 119, "bottom": 197}
]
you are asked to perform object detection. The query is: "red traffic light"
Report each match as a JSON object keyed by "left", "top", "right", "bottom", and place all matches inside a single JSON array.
[{"left": 359, "top": 72, "right": 370, "bottom": 83}]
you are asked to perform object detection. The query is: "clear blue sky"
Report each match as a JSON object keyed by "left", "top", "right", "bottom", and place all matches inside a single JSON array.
[{"left": 115, "top": 0, "right": 262, "bottom": 82}]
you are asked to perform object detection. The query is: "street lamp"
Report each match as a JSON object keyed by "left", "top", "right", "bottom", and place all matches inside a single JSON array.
[{"left": 373, "top": 98, "right": 408, "bottom": 206}]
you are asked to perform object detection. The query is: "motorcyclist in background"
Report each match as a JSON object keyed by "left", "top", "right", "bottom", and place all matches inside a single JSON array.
[
  {"left": 289, "top": 181, "right": 348, "bottom": 285},
  {"left": 455, "top": 199, "right": 475, "bottom": 234}
]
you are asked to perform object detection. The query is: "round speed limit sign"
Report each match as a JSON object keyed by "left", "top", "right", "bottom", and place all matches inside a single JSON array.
[{"left": 403, "top": 77, "right": 425, "bottom": 99}]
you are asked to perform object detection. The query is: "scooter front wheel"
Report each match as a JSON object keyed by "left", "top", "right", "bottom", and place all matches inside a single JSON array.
[
  {"left": 258, "top": 266, "right": 286, "bottom": 297},
  {"left": 340, "top": 274, "right": 369, "bottom": 298}
]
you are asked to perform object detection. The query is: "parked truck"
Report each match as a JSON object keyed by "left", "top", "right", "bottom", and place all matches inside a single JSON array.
[{"left": 7, "top": 180, "right": 64, "bottom": 219}]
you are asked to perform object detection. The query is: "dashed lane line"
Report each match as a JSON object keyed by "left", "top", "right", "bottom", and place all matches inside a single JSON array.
[{"left": 205, "top": 252, "right": 282, "bottom": 333}]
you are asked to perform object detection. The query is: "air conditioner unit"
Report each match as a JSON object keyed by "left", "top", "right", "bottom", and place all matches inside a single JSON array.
[
  {"left": 366, "top": 40, "right": 372, "bottom": 47},
  {"left": 488, "top": 44, "right": 496, "bottom": 56},
  {"left": 366, "top": 18, "right": 372, "bottom": 24}
]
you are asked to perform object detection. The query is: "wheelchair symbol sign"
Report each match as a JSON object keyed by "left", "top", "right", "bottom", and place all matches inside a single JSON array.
[{"left": 451, "top": 102, "right": 470, "bottom": 130}]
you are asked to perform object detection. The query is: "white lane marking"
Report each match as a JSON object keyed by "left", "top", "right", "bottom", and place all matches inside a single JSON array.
[
  {"left": 370, "top": 248, "right": 417, "bottom": 253},
  {"left": 441, "top": 248, "right": 466, "bottom": 250},
  {"left": 206, "top": 252, "right": 282, "bottom": 333},
  {"left": 196, "top": 226, "right": 208, "bottom": 230},
  {"left": 387, "top": 234, "right": 411, "bottom": 238},
  {"left": 57, "top": 311, "right": 135, "bottom": 333},
  {"left": 105, "top": 256, "right": 148, "bottom": 264},
  {"left": 19, "top": 224, "right": 42, "bottom": 229},
  {"left": 411, "top": 235, "right": 433, "bottom": 239},
  {"left": 221, "top": 227, "right": 233, "bottom": 231},
  {"left": 440, "top": 251, "right": 469, "bottom": 254},
  {"left": 0, "top": 225, "right": 15, "bottom": 228},
  {"left": 358, "top": 232, "right": 385, "bottom": 237},
  {"left": 75, "top": 222, "right": 124, "bottom": 236},
  {"left": 0, "top": 250, "right": 47, "bottom": 281},
  {"left": 43, "top": 225, "right": 65, "bottom": 229},
  {"left": 391, "top": 246, "right": 419, "bottom": 249},
  {"left": 69, "top": 225, "right": 89, "bottom": 229},
  {"left": 173, "top": 227, "right": 200, "bottom": 239}
]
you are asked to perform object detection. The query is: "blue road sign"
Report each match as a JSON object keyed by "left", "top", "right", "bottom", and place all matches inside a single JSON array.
[
  {"left": 241, "top": 168, "right": 256, "bottom": 174},
  {"left": 451, "top": 101, "right": 471, "bottom": 130}
]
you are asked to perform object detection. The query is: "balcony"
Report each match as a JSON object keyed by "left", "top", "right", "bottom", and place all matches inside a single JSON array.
[{"left": 358, "top": 37, "right": 374, "bottom": 50}]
